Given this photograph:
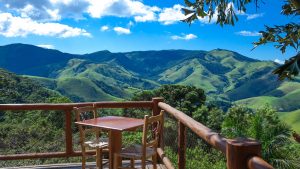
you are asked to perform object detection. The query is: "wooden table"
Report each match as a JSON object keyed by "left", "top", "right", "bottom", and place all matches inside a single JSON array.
[{"left": 75, "top": 116, "right": 144, "bottom": 169}]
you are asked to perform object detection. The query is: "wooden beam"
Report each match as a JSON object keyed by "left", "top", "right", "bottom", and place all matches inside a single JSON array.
[
  {"left": 178, "top": 122, "right": 186, "bottom": 169},
  {"left": 247, "top": 156, "right": 274, "bottom": 169},
  {"left": 0, "top": 101, "right": 153, "bottom": 111},
  {"left": 157, "top": 148, "right": 175, "bottom": 169}
]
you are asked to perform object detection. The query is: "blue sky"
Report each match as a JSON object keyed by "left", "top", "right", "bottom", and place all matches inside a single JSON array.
[{"left": 0, "top": 0, "right": 297, "bottom": 63}]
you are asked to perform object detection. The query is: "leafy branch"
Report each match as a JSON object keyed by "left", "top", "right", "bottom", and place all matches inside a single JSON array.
[{"left": 182, "top": 0, "right": 260, "bottom": 26}]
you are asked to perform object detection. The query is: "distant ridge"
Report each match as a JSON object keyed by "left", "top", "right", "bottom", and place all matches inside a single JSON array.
[{"left": 0, "top": 43, "right": 295, "bottom": 112}]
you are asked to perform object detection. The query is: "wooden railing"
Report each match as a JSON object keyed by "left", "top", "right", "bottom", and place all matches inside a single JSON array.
[{"left": 0, "top": 98, "right": 274, "bottom": 169}]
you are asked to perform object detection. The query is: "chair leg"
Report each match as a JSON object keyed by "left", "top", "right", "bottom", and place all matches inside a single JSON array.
[
  {"left": 130, "top": 158, "right": 135, "bottom": 168},
  {"left": 141, "top": 157, "right": 146, "bottom": 169},
  {"left": 96, "top": 148, "right": 102, "bottom": 169},
  {"left": 152, "top": 154, "right": 157, "bottom": 169},
  {"left": 82, "top": 146, "right": 86, "bottom": 169},
  {"left": 99, "top": 149, "right": 103, "bottom": 169}
]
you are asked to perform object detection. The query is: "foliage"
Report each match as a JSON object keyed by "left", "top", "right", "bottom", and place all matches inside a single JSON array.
[
  {"left": 165, "top": 146, "right": 226, "bottom": 169},
  {"left": 193, "top": 105, "right": 224, "bottom": 131},
  {"left": 255, "top": 0, "right": 300, "bottom": 80},
  {"left": 221, "top": 106, "right": 300, "bottom": 168},
  {"left": 0, "top": 69, "right": 72, "bottom": 167},
  {"left": 273, "top": 53, "right": 300, "bottom": 80},
  {"left": 182, "top": 0, "right": 300, "bottom": 80},
  {"left": 221, "top": 105, "right": 252, "bottom": 138},
  {"left": 182, "top": 0, "right": 259, "bottom": 26},
  {"left": 154, "top": 85, "right": 206, "bottom": 115},
  {"left": 0, "top": 68, "right": 67, "bottom": 104},
  {"left": 128, "top": 85, "right": 206, "bottom": 117}
]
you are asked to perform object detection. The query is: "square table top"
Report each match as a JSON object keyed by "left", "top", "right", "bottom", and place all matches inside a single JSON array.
[{"left": 75, "top": 116, "right": 144, "bottom": 131}]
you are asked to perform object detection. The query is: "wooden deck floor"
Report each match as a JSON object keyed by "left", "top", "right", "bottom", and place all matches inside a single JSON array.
[{"left": 2, "top": 160, "right": 167, "bottom": 169}]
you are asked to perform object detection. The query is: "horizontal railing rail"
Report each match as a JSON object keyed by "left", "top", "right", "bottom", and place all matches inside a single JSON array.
[
  {"left": 247, "top": 156, "right": 274, "bottom": 169},
  {"left": 0, "top": 101, "right": 153, "bottom": 110},
  {"left": 0, "top": 98, "right": 274, "bottom": 169}
]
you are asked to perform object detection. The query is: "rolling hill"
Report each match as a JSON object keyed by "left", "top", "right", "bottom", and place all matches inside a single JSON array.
[
  {"left": 235, "top": 79, "right": 300, "bottom": 112},
  {"left": 0, "top": 43, "right": 293, "bottom": 104},
  {"left": 0, "top": 43, "right": 299, "bottom": 132}
]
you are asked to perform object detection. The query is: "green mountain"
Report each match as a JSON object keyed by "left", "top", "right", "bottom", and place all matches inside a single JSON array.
[
  {"left": 0, "top": 68, "right": 68, "bottom": 104},
  {"left": 0, "top": 44, "right": 74, "bottom": 77},
  {"left": 0, "top": 43, "right": 293, "bottom": 105}
]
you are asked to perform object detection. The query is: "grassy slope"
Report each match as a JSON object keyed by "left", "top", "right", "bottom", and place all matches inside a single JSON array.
[
  {"left": 158, "top": 58, "right": 223, "bottom": 93},
  {"left": 56, "top": 77, "right": 121, "bottom": 102},
  {"left": 234, "top": 81, "right": 300, "bottom": 111},
  {"left": 28, "top": 59, "right": 159, "bottom": 102},
  {"left": 278, "top": 110, "right": 300, "bottom": 133},
  {"left": 234, "top": 80, "right": 300, "bottom": 133}
]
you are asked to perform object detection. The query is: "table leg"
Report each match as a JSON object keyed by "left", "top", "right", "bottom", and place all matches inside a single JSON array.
[
  {"left": 109, "top": 130, "right": 122, "bottom": 169},
  {"left": 96, "top": 148, "right": 102, "bottom": 169}
]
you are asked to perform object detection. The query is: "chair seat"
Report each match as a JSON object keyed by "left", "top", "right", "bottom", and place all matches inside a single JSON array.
[
  {"left": 84, "top": 137, "right": 109, "bottom": 148},
  {"left": 119, "top": 144, "right": 156, "bottom": 159}
]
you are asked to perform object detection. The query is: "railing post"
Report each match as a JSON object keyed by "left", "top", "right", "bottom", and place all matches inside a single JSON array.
[
  {"left": 226, "top": 138, "right": 261, "bottom": 169},
  {"left": 178, "top": 122, "right": 186, "bottom": 169},
  {"left": 152, "top": 97, "right": 164, "bottom": 146},
  {"left": 152, "top": 97, "right": 164, "bottom": 116},
  {"left": 152, "top": 97, "right": 164, "bottom": 165},
  {"left": 65, "top": 109, "right": 73, "bottom": 155}
]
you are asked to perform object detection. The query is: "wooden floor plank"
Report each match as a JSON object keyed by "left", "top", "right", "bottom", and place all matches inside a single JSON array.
[{"left": 1, "top": 160, "right": 167, "bottom": 169}]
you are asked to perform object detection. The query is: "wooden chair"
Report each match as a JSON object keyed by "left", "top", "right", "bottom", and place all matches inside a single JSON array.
[
  {"left": 114, "top": 110, "right": 164, "bottom": 169},
  {"left": 74, "top": 105, "right": 109, "bottom": 169}
]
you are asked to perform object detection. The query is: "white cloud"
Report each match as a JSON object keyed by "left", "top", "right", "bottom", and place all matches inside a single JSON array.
[
  {"left": 0, "top": 13, "right": 91, "bottom": 38},
  {"left": 246, "top": 13, "right": 264, "bottom": 20},
  {"left": 274, "top": 59, "right": 284, "bottom": 64},
  {"left": 86, "top": 0, "right": 160, "bottom": 22},
  {"left": 158, "top": 4, "right": 185, "bottom": 25},
  {"left": 100, "top": 25, "right": 109, "bottom": 31},
  {"left": 113, "top": 27, "right": 131, "bottom": 35},
  {"left": 0, "top": 0, "right": 265, "bottom": 28},
  {"left": 37, "top": 44, "right": 55, "bottom": 49},
  {"left": 236, "top": 31, "right": 261, "bottom": 37},
  {"left": 1, "top": 0, "right": 89, "bottom": 21},
  {"left": 171, "top": 33, "right": 197, "bottom": 40}
]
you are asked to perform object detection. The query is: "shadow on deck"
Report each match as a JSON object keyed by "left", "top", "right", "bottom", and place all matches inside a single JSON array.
[{"left": 2, "top": 160, "right": 167, "bottom": 169}]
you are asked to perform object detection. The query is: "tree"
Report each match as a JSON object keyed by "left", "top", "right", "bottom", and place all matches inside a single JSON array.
[
  {"left": 221, "top": 106, "right": 300, "bottom": 168},
  {"left": 125, "top": 85, "right": 206, "bottom": 117},
  {"left": 182, "top": 0, "right": 300, "bottom": 80},
  {"left": 154, "top": 85, "right": 206, "bottom": 116},
  {"left": 193, "top": 105, "right": 224, "bottom": 131},
  {"left": 221, "top": 105, "right": 251, "bottom": 138}
]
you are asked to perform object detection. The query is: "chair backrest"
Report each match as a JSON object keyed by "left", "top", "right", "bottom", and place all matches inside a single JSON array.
[
  {"left": 142, "top": 110, "right": 164, "bottom": 151},
  {"left": 74, "top": 105, "right": 99, "bottom": 144},
  {"left": 74, "top": 105, "right": 97, "bottom": 122}
]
